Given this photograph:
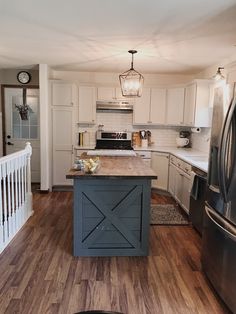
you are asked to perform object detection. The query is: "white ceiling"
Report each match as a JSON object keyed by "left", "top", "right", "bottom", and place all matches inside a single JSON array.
[{"left": 1, "top": 0, "right": 236, "bottom": 74}]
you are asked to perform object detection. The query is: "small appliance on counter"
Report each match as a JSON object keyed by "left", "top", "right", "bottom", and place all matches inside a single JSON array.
[{"left": 176, "top": 130, "right": 191, "bottom": 148}]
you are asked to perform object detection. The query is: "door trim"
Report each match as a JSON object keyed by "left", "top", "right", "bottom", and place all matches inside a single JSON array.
[{"left": 1, "top": 84, "right": 39, "bottom": 155}]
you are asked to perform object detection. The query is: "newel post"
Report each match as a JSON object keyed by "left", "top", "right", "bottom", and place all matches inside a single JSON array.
[{"left": 25, "top": 142, "right": 33, "bottom": 216}]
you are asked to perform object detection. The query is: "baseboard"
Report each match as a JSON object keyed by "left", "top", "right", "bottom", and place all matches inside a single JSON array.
[
  {"left": 151, "top": 188, "right": 171, "bottom": 196},
  {"left": 39, "top": 189, "right": 49, "bottom": 194},
  {"left": 52, "top": 185, "right": 73, "bottom": 192}
]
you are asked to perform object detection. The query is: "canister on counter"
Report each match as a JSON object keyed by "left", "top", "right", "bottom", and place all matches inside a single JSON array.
[{"left": 132, "top": 132, "right": 141, "bottom": 147}]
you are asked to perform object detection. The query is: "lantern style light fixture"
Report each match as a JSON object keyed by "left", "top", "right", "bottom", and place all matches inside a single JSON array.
[
  {"left": 119, "top": 50, "right": 144, "bottom": 97},
  {"left": 213, "top": 67, "right": 225, "bottom": 81}
]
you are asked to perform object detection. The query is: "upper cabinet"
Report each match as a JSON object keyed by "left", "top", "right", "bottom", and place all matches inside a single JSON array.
[
  {"left": 78, "top": 86, "right": 96, "bottom": 124},
  {"left": 166, "top": 87, "right": 185, "bottom": 125},
  {"left": 133, "top": 88, "right": 166, "bottom": 125},
  {"left": 52, "top": 82, "right": 76, "bottom": 106},
  {"left": 97, "top": 87, "right": 130, "bottom": 100},
  {"left": 184, "top": 80, "right": 212, "bottom": 127}
]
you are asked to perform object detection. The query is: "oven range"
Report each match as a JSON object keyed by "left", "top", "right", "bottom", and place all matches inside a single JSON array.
[{"left": 87, "top": 131, "right": 136, "bottom": 157}]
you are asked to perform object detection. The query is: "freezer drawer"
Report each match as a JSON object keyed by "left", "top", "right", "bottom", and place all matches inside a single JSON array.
[{"left": 202, "top": 205, "right": 236, "bottom": 313}]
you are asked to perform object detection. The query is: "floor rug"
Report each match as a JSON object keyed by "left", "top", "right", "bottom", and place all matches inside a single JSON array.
[{"left": 150, "top": 204, "right": 189, "bottom": 225}]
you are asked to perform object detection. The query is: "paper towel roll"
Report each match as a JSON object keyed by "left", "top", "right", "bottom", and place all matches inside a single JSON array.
[{"left": 191, "top": 127, "right": 201, "bottom": 133}]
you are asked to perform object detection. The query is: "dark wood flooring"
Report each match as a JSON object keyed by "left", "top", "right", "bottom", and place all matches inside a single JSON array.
[{"left": 0, "top": 191, "right": 230, "bottom": 314}]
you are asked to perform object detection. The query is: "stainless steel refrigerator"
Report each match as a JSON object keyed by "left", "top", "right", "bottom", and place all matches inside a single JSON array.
[{"left": 202, "top": 82, "right": 236, "bottom": 313}]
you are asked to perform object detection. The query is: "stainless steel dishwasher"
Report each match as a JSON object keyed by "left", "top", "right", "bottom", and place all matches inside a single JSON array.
[{"left": 189, "top": 167, "right": 207, "bottom": 235}]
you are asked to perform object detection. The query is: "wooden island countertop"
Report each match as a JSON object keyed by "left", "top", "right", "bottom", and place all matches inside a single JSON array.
[{"left": 66, "top": 155, "right": 157, "bottom": 179}]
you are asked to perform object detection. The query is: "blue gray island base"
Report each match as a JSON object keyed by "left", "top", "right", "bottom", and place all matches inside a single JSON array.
[{"left": 73, "top": 179, "right": 151, "bottom": 256}]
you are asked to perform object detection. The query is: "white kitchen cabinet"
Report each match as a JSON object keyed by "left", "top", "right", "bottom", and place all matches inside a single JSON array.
[
  {"left": 168, "top": 162, "right": 177, "bottom": 195},
  {"left": 166, "top": 87, "right": 185, "bottom": 125},
  {"left": 133, "top": 88, "right": 166, "bottom": 125},
  {"left": 133, "top": 88, "right": 150, "bottom": 124},
  {"left": 184, "top": 80, "right": 212, "bottom": 127},
  {"left": 97, "top": 87, "right": 130, "bottom": 100},
  {"left": 150, "top": 88, "right": 166, "bottom": 124},
  {"left": 52, "top": 108, "right": 75, "bottom": 186},
  {"left": 78, "top": 86, "right": 96, "bottom": 124},
  {"left": 52, "top": 82, "right": 76, "bottom": 106},
  {"left": 168, "top": 155, "right": 192, "bottom": 214},
  {"left": 151, "top": 152, "right": 169, "bottom": 190}
]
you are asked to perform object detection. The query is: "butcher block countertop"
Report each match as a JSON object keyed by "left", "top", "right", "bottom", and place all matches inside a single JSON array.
[{"left": 66, "top": 155, "right": 157, "bottom": 179}]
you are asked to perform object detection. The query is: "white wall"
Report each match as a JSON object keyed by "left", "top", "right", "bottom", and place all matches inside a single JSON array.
[
  {"left": 39, "top": 64, "right": 50, "bottom": 191},
  {"left": 192, "top": 56, "right": 236, "bottom": 154},
  {"left": 50, "top": 70, "right": 194, "bottom": 87}
]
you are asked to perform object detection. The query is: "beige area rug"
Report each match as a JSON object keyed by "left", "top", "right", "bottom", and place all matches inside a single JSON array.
[{"left": 150, "top": 204, "right": 189, "bottom": 225}]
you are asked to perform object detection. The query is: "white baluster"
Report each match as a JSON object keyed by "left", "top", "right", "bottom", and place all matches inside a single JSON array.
[
  {"left": 10, "top": 159, "right": 16, "bottom": 235},
  {"left": 0, "top": 166, "right": 3, "bottom": 252},
  {"left": 15, "top": 158, "right": 19, "bottom": 231},
  {"left": 25, "top": 143, "right": 32, "bottom": 216},
  {"left": 0, "top": 143, "right": 33, "bottom": 253},
  {"left": 2, "top": 164, "right": 8, "bottom": 243},
  {"left": 7, "top": 161, "right": 12, "bottom": 240}
]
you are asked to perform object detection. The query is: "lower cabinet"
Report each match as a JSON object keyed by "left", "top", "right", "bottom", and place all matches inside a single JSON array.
[
  {"left": 168, "top": 156, "right": 192, "bottom": 214},
  {"left": 151, "top": 152, "right": 169, "bottom": 190},
  {"left": 52, "top": 107, "right": 75, "bottom": 186}
]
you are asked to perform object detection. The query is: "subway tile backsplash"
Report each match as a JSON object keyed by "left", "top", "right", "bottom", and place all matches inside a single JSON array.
[{"left": 77, "top": 112, "right": 183, "bottom": 148}]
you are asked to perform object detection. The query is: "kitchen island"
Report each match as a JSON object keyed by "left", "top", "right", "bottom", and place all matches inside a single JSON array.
[{"left": 66, "top": 155, "right": 157, "bottom": 257}]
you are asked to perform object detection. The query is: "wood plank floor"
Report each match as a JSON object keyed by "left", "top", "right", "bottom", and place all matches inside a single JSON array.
[{"left": 0, "top": 191, "right": 231, "bottom": 314}]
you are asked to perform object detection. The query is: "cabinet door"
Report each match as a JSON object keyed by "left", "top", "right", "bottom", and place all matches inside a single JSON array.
[
  {"left": 166, "top": 87, "right": 185, "bottom": 125},
  {"left": 184, "top": 83, "right": 196, "bottom": 126},
  {"left": 97, "top": 87, "right": 115, "bottom": 100},
  {"left": 182, "top": 175, "right": 191, "bottom": 214},
  {"left": 52, "top": 83, "right": 74, "bottom": 106},
  {"left": 175, "top": 170, "right": 183, "bottom": 204},
  {"left": 52, "top": 108, "right": 74, "bottom": 185},
  {"left": 115, "top": 87, "right": 129, "bottom": 100},
  {"left": 78, "top": 86, "right": 96, "bottom": 124},
  {"left": 151, "top": 152, "right": 169, "bottom": 190},
  {"left": 133, "top": 88, "right": 150, "bottom": 124},
  {"left": 150, "top": 88, "right": 166, "bottom": 124},
  {"left": 168, "top": 163, "right": 177, "bottom": 196}
]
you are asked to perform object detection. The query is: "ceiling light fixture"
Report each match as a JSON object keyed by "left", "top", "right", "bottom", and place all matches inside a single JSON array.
[
  {"left": 119, "top": 50, "right": 144, "bottom": 97},
  {"left": 213, "top": 67, "right": 225, "bottom": 81}
]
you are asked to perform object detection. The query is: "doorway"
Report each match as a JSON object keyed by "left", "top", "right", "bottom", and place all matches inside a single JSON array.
[{"left": 1, "top": 85, "right": 40, "bottom": 183}]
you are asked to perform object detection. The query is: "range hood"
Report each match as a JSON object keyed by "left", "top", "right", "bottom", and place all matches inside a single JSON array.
[{"left": 96, "top": 100, "right": 133, "bottom": 112}]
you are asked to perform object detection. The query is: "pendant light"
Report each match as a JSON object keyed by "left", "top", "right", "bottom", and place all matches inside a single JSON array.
[
  {"left": 213, "top": 67, "right": 225, "bottom": 81},
  {"left": 119, "top": 50, "right": 144, "bottom": 97}
]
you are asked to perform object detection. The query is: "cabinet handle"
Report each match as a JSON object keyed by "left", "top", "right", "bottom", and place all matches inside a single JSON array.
[{"left": 71, "top": 102, "right": 73, "bottom": 106}]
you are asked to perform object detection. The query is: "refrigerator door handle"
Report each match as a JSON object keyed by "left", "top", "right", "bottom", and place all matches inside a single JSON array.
[
  {"left": 205, "top": 205, "right": 236, "bottom": 241},
  {"left": 218, "top": 97, "right": 236, "bottom": 202}
]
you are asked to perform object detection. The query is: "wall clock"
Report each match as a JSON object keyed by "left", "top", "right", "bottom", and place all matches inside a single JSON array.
[{"left": 17, "top": 71, "right": 31, "bottom": 84}]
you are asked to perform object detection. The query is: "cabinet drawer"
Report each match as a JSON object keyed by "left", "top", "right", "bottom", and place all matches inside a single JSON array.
[
  {"left": 180, "top": 161, "right": 192, "bottom": 175},
  {"left": 170, "top": 155, "right": 178, "bottom": 166}
]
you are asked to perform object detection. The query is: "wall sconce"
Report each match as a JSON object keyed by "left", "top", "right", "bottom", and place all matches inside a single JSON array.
[
  {"left": 119, "top": 50, "right": 144, "bottom": 97},
  {"left": 213, "top": 67, "right": 225, "bottom": 81}
]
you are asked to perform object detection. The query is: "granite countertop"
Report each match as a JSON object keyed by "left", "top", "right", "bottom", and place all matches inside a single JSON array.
[
  {"left": 134, "top": 146, "right": 209, "bottom": 173},
  {"left": 74, "top": 145, "right": 209, "bottom": 173},
  {"left": 66, "top": 155, "right": 157, "bottom": 179}
]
